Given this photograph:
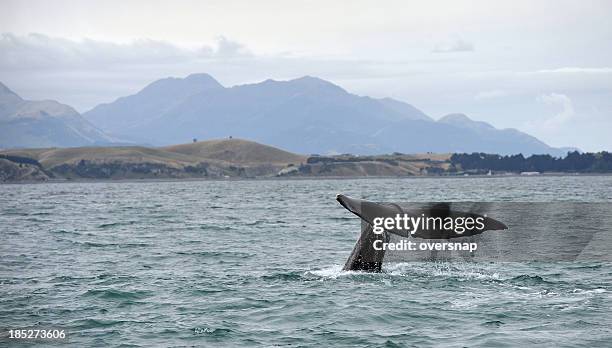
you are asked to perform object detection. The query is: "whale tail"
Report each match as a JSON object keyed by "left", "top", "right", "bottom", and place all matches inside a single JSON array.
[
  {"left": 336, "top": 194, "right": 507, "bottom": 272},
  {"left": 338, "top": 194, "right": 398, "bottom": 272},
  {"left": 343, "top": 223, "right": 388, "bottom": 272}
]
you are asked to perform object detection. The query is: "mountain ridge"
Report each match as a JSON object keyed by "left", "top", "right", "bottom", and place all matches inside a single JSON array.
[
  {"left": 0, "top": 83, "right": 116, "bottom": 149},
  {"left": 81, "top": 73, "right": 571, "bottom": 156},
  {"left": 1, "top": 75, "right": 575, "bottom": 156}
]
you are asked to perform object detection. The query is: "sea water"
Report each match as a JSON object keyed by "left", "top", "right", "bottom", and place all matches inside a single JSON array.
[{"left": 1, "top": 176, "right": 611, "bottom": 346}]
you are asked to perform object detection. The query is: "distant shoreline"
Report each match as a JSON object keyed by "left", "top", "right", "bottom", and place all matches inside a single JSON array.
[
  {"left": 2, "top": 139, "right": 611, "bottom": 183},
  {"left": 3, "top": 172, "right": 611, "bottom": 185}
]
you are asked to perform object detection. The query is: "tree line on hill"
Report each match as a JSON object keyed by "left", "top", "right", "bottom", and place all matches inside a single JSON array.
[{"left": 450, "top": 151, "right": 612, "bottom": 173}]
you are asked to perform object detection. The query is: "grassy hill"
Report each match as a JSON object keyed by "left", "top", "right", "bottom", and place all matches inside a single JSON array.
[
  {"left": 0, "top": 138, "right": 450, "bottom": 181},
  {"left": 1, "top": 146, "right": 200, "bottom": 169},
  {"left": 163, "top": 138, "right": 306, "bottom": 165}
]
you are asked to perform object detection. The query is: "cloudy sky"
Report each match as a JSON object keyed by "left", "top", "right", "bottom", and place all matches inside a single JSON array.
[{"left": 1, "top": 0, "right": 611, "bottom": 151}]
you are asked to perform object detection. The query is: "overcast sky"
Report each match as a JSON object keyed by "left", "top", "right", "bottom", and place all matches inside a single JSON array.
[{"left": 1, "top": 0, "right": 611, "bottom": 151}]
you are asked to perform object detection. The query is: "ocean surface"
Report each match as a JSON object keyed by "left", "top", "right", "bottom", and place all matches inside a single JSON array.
[{"left": 1, "top": 176, "right": 611, "bottom": 347}]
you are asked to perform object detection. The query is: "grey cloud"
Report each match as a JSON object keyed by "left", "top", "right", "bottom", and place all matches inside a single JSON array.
[
  {"left": 432, "top": 39, "right": 474, "bottom": 53},
  {"left": 474, "top": 90, "right": 508, "bottom": 101},
  {"left": 536, "top": 67, "right": 612, "bottom": 74},
  {"left": 0, "top": 33, "right": 251, "bottom": 71},
  {"left": 535, "top": 93, "right": 575, "bottom": 130},
  {"left": 215, "top": 36, "right": 252, "bottom": 58}
]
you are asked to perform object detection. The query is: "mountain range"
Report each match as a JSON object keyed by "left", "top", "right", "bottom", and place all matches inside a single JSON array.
[
  {"left": 0, "top": 82, "right": 115, "bottom": 148},
  {"left": 1, "top": 75, "right": 574, "bottom": 156}
]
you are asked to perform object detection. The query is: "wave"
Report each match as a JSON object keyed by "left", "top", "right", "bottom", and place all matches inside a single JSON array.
[
  {"left": 508, "top": 274, "right": 550, "bottom": 285},
  {"left": 174, "top": 250, "right": 253, "bottom": 258},
  {"left": 97, "top": 221, "right": 136, "bottom": 228},
  {"left": 51, "top": 229, "right": 81, "bottom": 236},
  {"left": 82, "top": 288, "right": 153, "bottom": 301},
  {"left": 481, "top": 320, "right": 505, "bottom": 327},
  {"left": 80, "top": 241, "right": 151, "bottom": 248},
  {"left": 199, "top": 224, "right": 235, "bottom": 231},
  {"left": 262, "top": 271, "right": 304, "bottom": 281}
]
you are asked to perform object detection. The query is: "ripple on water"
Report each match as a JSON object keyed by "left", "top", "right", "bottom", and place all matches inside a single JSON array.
[{"left": 82, "top": 288, "right": 153, "bottom": 301}]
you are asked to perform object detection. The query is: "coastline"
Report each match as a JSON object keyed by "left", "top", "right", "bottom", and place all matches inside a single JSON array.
[{"left": 2, "top": 171, "right": 608, "bottom": 185}]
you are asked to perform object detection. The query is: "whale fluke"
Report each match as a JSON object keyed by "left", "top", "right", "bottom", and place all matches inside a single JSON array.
[
  {"left": 337, "top": 194, "right": 507, "bottom": 272},
  {"left": 338, "top": 194, "right": 399, "bottom": 272}
]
